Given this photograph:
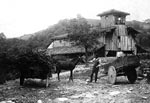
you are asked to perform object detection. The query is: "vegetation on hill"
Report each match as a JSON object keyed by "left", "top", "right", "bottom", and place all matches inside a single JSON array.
[
  {"left": 127, "top": 20, "right": 150, "bottom": 49},
  {"left": 19, "top": 17, "right": 100, "bottom": 49},
  {"left": 18, "top": 18, "right": 150, "bottom": 50},
  {"left": 67, "top": 17, "right": 100, "bottom": 63}
]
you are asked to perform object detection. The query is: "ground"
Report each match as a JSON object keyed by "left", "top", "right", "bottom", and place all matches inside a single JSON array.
[{"left": 0, "top": 65, "right": 150, "bottom": 103}]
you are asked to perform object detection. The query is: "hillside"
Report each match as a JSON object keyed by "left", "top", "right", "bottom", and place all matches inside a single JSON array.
[
  {"left": 19, "top": 18, "right": 150, "bottom": 49},
  {"left": 19, "top": 34, "right": 34, "bottom": 40},
  {"left": 19, "top": 18, "right": 100, "bottom": 40},
  {"left": 126, "top": 20, "right": 150, "bottom": 49},
  {"left": 126, "top": 20, "right": 150, "bottom": 34},
  {"left": 18, "top": 18, "right": 100, "bottom": 49}
]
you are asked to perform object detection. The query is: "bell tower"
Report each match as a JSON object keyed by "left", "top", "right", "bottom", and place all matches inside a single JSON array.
[
  {"left": 97, "top": 9, "right": 138, "bottom": 56},
  {"left": 97, "top": 9, "right": 130, "bottom": 28}
]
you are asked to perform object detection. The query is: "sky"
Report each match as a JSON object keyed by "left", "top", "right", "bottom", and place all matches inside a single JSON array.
[{"left": 0, "top": 0, "right": 150, "bottom": 38}]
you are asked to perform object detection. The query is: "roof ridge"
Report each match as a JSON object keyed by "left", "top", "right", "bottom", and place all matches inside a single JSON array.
[{"left": 97, "top": 9, "right": 130, "bottom": 17}]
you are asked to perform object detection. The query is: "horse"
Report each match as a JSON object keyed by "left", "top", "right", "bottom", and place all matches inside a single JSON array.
[{"left": 54, "top": 56, "right": 84, "bottom": 81}]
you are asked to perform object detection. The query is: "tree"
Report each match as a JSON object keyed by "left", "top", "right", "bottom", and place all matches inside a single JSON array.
[
  {"left": 0, "top": 38, "right": 28, "bottom": 83},
  {"left": 67, "top": 17, "right": 100, "bottom": 63},
  {"left": 0, "top": 38, "right": 53, "bottom": 84},
  {"left": 0, "top": 32, "right": 6, "bottom": 39},
  {"left": 145, "top": 19, "right": 150, "bottom": 24}
]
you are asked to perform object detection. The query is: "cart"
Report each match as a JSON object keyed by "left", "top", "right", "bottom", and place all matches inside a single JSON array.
[{"left": 101, "top": 55, "right": 140, "bottom": 84}]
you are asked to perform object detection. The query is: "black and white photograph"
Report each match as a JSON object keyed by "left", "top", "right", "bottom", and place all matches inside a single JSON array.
[{"left": 0, "top": 0, "right": 150, "bottom": 103}]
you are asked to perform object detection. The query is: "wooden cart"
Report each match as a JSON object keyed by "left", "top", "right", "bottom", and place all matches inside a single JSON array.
[{"left": 101, "top": 55, "right": 140, "bottom": 84}]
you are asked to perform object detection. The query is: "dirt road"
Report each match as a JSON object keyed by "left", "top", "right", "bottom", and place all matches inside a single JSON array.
[{"left": 0, "top": 64, "right": 150, "bottom": 103}]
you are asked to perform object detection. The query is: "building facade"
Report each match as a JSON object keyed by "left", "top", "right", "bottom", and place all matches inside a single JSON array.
[
  {"left": 97, "top": 9, "right": 139, "bottom": 56},
  {"left": 47, "top": 34, "right": 85, "bottom": 57}
]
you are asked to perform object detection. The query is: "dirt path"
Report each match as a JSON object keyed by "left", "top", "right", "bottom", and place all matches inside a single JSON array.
[{"left": 0, "top": 64, "right": 150, "bottom": 103}]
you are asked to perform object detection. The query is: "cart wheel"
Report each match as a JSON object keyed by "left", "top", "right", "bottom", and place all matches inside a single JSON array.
[
  {"left": 127, "top": 68, "right": 137, "bottom": 84},
  {"left": 108, "top": 66, "right": 116, "bottom": 84}
]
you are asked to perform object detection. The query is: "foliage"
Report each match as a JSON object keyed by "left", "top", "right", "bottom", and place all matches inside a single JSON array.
[
  {"left": 15, "top": 49, "right": 53, "bottom": 79},
  {"left": 127, "top": 20, "right": 150, "bottom": 49},
  {"left": 0, "top": 38, "right": 53, "bottom": 84},
  {"left": 67, "top": 17, "right": 100, "bottom": 62},
  {"left": 26, "top": 33, "right": 53, "bottom": 49},
  {"left": 0, "top": 32, "right": 6, "bottom": 39},
  {"left": 136, "top": 34, "right": 150, "bottom": 48}
]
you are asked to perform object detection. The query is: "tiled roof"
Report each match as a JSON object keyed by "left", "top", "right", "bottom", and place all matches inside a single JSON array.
[{"left": 97, "top": 9, "right": 130, "bottom": 17}]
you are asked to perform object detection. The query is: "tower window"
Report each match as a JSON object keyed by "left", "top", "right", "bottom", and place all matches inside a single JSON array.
[{"left": 116, "top": 17, "right": 125, "bottom": 25}]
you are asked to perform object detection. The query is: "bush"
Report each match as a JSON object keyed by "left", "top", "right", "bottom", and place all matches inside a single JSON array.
[
  {"left": 15, "top": 50, "right": 53, "bottom": 79},
  {"left": 0, "top": 52, "right": 11, "bottom": 83},
  {"left": 0, "top": 48, "right": 53, "bottom": 84}
]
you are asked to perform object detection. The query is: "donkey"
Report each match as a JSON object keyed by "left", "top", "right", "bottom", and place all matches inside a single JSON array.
[{"left": 54, "top": 56, "right": 84, "bottom": 81}]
